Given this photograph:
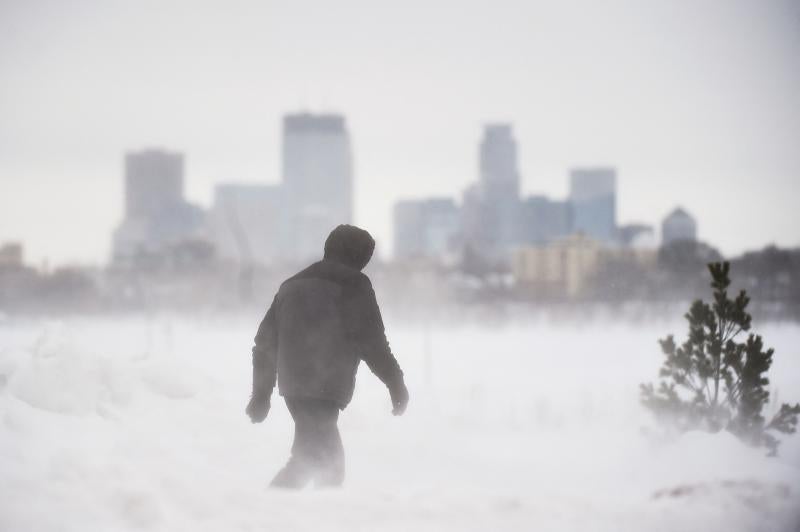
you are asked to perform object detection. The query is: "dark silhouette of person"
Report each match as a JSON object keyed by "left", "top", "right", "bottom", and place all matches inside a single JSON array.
[{"left": 246, "top": 224, "right": 409, "bottom": 488}]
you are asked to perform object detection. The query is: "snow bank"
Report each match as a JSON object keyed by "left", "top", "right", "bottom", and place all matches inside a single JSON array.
[
  {"left": 2, "top": 321, "right": 200, "bottom": 416},
  {"left": 0, "top": 316, "right": 798, "bottom": 531}
]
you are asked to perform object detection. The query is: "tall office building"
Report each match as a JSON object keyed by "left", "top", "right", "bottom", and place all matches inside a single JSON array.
[
  {"left": 113, "top": 148, "right": 206, "bottom": 264},
  {"left": 124, "top": 149, "right": 184, "bottom": 218},
  {"left": 569, "top": 167, "right": 617, "bottom": 242},
  {"left": 518, "top": 196, "right": 572, "bottom": 245},
  {"left": 282, "top": 113, "right": 353, "bottom": 262},
  {"left": 480, "top": 124, "right": 520, "bottom": 200},
  {"left": 661, "top": 207, "right": 697, "bottom": 245},
  {"left": 393, "top": 198, "right": 460, "bottom": 260},
  {"left": 462, "top": 124, "right": 521, "bottom": 260}
]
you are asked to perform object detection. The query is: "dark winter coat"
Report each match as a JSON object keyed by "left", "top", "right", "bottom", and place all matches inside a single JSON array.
[{"left": 251, "top": 225, "right": 403, "bottom": 408}]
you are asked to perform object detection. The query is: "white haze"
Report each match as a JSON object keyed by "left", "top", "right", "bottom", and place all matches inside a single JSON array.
[
  {"left": 1, "top": 314, "right": 799, "bottom": 531},
  {"left": 1, "top": 0, "right": 799, "bottom": 265}
]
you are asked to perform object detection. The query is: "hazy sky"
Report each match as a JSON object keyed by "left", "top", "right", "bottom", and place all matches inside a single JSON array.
[{"left": 1, "top": 0, "right": 798, "bottom": 266}]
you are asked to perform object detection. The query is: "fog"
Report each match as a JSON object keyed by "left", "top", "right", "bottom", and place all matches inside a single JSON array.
[
  {"left": 2, "top": 1, "right": 800, "bottom": 530},
  {"left": 1, "top": 315, "right": 798, "bottom": 530},
  {"left": 2, "top": 0, "right": 800, "bottom": 264}
]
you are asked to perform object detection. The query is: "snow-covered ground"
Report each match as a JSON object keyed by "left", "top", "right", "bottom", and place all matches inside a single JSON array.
[{"left": 1, "top": 313, "right": 799, "bottom": 531}]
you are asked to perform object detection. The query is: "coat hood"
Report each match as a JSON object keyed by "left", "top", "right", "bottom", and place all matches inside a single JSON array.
[{"left": 323, "top": 224, "right": 375, "bottom": 271}]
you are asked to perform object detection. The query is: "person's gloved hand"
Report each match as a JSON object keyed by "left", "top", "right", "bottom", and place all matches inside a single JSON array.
[
  {"left": 389, "top": 379, "right": 409, "bottom": 416},
  {"left": 246, "top": 393, "right": 270, "bottom": 423}
]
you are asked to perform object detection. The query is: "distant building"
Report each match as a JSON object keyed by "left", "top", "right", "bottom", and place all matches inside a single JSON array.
[
  {"left": 480, "top": 124, "right": 520, "bottom": 200},
  {"left": 661, "top": 207, "right": 697, "bottom": 245},
  {"left": 518, "top": 195, "right": 572, "bottom": 245},
  {"left": 460, "top": 183, "right": 487, "bottom": 255},
  {"left": 393, "top": 198, "right": 460, "bottom": 261},
  {"left": 479, "top": 124, "right": 520, "bottom": 250},
  {"left": 124, "top": 149, "right": 184, "bottom": 219},
  {"left": 617, "top": 223, "right": 656, "bottom": 248},
  {"left": 569, "top": 167, "right": 617, "bottom": 242},
  {"left": 282, "top": 113, "right": 353, "bottom": 262},
  {"left": 513, "top": 234, "right": 603, "bottom": 297},
  {"left": 513, "top": 234, "right": 657, "bottom": 298},
  {"left": 0, "top": 242, "right": 23, "bottom": 268},
  {"left": 210, "top": 184, "right": 285, "bottom": 266},
  {"left": 462, "top": 124, "right": 521, "bottom": 261},
  {"left": 112, "top": 148, "right": 208, "bottom": 264}
]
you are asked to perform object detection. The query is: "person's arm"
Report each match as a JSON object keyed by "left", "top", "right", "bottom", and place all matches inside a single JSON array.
[
  {"left": 352, "top": 277, "right": 409, "bottom": 415},
  {"left": 246, "top": 295, "right": 279, "bottom": 422}
]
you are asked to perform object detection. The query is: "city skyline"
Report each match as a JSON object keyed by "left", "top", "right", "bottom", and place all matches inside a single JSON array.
[
  {"left": 0, "top": 116, "right": 790, "bottom": 267},
  {"left": 22, "top": 118, "right": 705, "bottom": 269},
  {"left": 1, "top": 0, "right": 798, "bottom": 266}
]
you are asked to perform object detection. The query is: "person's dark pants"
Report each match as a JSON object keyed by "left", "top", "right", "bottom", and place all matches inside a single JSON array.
[{"left": 270, "top": 397, "right": 345, "bottom": 489}]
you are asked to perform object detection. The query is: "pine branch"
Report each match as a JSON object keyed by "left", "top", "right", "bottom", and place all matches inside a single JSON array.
[{"left": 766, "top": 403, "right": 800, "bottom": 435}]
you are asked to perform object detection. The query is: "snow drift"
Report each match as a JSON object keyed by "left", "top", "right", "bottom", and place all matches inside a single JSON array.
[{"left": 0, "top": 315, "right": 798, "bottom": 531}]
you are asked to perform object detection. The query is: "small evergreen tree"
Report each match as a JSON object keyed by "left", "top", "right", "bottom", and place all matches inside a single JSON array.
[{"left": 641, "top": 261, "right": 800, "bottom": 454}]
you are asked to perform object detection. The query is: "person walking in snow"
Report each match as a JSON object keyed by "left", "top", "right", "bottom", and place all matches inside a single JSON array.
[{"left": 245, "top": 224, "right": 409, "bottom": 488}]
